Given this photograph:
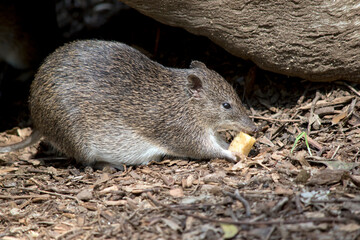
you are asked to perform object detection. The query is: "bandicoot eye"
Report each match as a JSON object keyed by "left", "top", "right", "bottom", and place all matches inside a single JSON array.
[{"left": 222, "top": 102, "right": 231, "bottom": 109}]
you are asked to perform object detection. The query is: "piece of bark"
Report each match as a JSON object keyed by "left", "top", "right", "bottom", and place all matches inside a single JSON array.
[{"left": 121, "top": 0, "right": 360, "bottom": 82}]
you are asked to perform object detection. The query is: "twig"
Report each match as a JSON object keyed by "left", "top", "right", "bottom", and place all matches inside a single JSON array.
[
  {"left": 336, "top": 81, "right": 360, "bottom": 97},
  {"left": 270, "top": 110, "right": 300, "bottom": 141},
  {"left": 250, "top": 116, "right": 300, "bottom": 123},
  {"left": 0, "top": 194, "right": 50, "bottom": 199},
  {"left": 265, "top": 226, "right": 276, "bottom": 240},
  {"left": 299, "top": 96, "right": 354, "bottom": 110},
  {"left": 257, "top": 98, "right": 277, "bottom": 112},
  {"left": 308, "top": 91, "right": 321, "bottom": 133},
  {"left": 348, "top": 98, "right": 357, "bottom": 117},
  {"left": 354, "top": 149, "right": 360, "bottom": 162},
  {"left": 271, "top": 197, "right": 289, "bottom": 213},
  {"left": 0, "top": 174, "right": 34, "bottom": 176},
  {"left": 55, "top": 229, "right": 85, "bottom": 240},
  {"left": 306, "top": 156, "right": 332, "bottom": 161},
  {"left": 190, "top": 174, "right": 201, "bottom": 194},
  {"left": 271, "top": 124, "right": 287, "bottom": 141},
  {"left": 331, "top": 145, "right": 341, "bottom": 159},
  {"left": 297, "top": 85, "right": 310, "bottom": 105},
  {"left": 168, "top": 201, "right": 233, "bottom": 211},
  {"left": 253, "top": 160, "right": 272, "bottom": 171},
  {"left": 223, "top": 190, "right": 251, "bottom": 217},
  {"left": 295, "top": 193, "right": 303, "bottom": 213},
  {"left": 235, "top": 189, "right": 251, "bottom": 217},
  {"left": 18, "top": 187, "right": 81, "bottom": 203},
  {"left": 32, "top": 157, "right": 69, "bottom": 161},
  {"left": 147, "top": 193, "right": 347, "bottom": 225},
  {"left": 311, "top": 199, "right": 360, "bottom": 203}
]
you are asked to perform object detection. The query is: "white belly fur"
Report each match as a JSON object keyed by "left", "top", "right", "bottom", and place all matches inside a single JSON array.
[{"left": 85, "top": 134, "right": 166, "bottom": 166}]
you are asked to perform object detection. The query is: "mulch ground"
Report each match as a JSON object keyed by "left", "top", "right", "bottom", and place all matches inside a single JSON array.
[
  {"left": 0, "top": 2, "right": 360, "bottom": 239},
  {"left": 1, "top": 77, "right": 359, "bottom": 240}
]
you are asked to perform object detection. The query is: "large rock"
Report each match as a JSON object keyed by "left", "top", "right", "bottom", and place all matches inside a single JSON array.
[{"left": 120, "top": 0, "right": 360, "bottom": 82}]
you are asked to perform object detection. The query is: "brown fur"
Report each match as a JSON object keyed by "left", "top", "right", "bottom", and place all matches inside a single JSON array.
[{"left": 3, "top": 40, "right": 257, "bottom": 168}]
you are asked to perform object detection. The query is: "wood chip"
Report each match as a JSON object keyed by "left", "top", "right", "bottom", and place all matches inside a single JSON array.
[
  {"left": 169, "top": 188, "right": 184, "bottom": 198},
  {"left": 299, "top": 96, "right": 354, "bottom": 110}
]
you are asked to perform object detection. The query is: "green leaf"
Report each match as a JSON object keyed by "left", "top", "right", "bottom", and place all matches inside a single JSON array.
[
  {"left": 303, "top": 133, "right": 312, "bottom": 156},
  {"left": 291, "top": 131, "right": 312, "bottom": 156}
]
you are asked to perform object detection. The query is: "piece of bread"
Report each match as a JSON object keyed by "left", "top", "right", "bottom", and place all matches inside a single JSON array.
[{"left": 228, "top": 132, "right": 256, "bottom": 156}]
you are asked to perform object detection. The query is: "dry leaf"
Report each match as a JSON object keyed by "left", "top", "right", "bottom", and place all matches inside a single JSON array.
[
  {"left": 168, "top": 160, "right": 189, "bottom": 166},
  {"left": 76, "top": 188, "right": 93, "bottom": 201},
  {"left": 27, "top": 159, "right": 41, "bottom": 166},
  {"left": 203, "top": 171, "right": 226, "bottom": 183},
  {"left": 271, "top": 151, "right": 284, "bottom": 161},
  {"left": 185, "top": 216, "right": 195, "bottom": 231},
  {"left": 299, "top": 96, "right": 354, "bottom": 110},
  {"left": 331, "top": 111, "right": 347, "bottom": 125},
  {"left": 181, "top": 195, "right": 208, "bottom": 205},
  {"left": 182, "top": 175, "right": 194, "bottom": 188},
  {"left": 80, "top": 202, "right": 97, "bottom": 211},
  {"left": 99, "top": 185, "right": 119, "bottom": 194},
  {"left": 162, "top": 175, "right": 175, "bottom": 186},
  {"left": 307, "top": 169, "right": 347, "bottom": 185},
  {"left": 2, "top": 237, "right": 20, "bottom": 240},
  {"left": 230, "top": 160, "right": 247, "bottom": 170},
  {"left": 304, "top": 211, "right": 325, "bottom": 218},
  {"left": 300, "top": 190, "right": 330, "bottom": 205},
  {"left": 169, "top": 188, "right": 184, "bottom": 197},
  {"left": 348, "top": 115, "right": 360, "bottom": 126},
  {"left": 28, "top": 231, "right": 39, "bottom": 238},
  {"left": 271, "top": 172, "right": 280, "bottom": 183},
  {"left": 343, "top": 202, "right": 360, "bottom": 212},
  {"left": 63, "top": 213, "right": 76, "bottom": 219},
  {"left": 277, "top": 160, "right": 299, "bottom": 173},
  {"left": 309, "top": 159, "right": 359, "bottom": 171},
  {"left": 294, "top": 150, "right": 311, "bottom": 167},
  {"left": 349, "top": 175, "right": 360, "bottom": 187},
  {"left": 126, "top": 198, "right": 139, "bottom": 210},
  {"left": 285, "top": 222, "right": 328, "bottom": 231},
  {"left": 122, "top": 184, "right": 154, "bottom": 193},
  {"left": 104, "top": 200, "right": 127, "bottom": 206},
  {"left": 258, "top": 136, "right": 275, "bottom": 147},
  {"left": 338, "top": 223, "right": 360, "bottom": 232},
  {"left": 53, "top": 223, "right": 72, "bottom": 234},
  {"left": 162, "top": 218, "right": 182, "bottom": 231},
  {"left": 201, "top": 184, "right": 222, "bottom": 194},
  {"left": 77, "top": 215, "right": 86, "bottom": 226},
  {"left": 129, "top": 171, "right": 142, "bottom": 179},
  {"left": 315, "top": 106, "right": 335, "bottom": 115},
  {"left": 274, "top": 186, "right": 294, "bottom": 195},
  {"left": 94, "top": 173, "right": 110, "bottom": 185},
  {"left": 0, "top": 167, "right": 18, "bottom": 174},
  {"left": 140, "top": 167, "right": 152, "bottom": 174},
  {"left": 248, "top": 227, "right": 274, "bottom": 239}
]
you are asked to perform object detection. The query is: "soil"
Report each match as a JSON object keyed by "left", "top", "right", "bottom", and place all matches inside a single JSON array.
[{"left": 0, "top": 2, "right": 360, "bottom": 240}]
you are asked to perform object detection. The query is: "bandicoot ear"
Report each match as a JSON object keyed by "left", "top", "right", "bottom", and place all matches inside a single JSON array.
[
  {"left": 190, "top": 60, "right": 207, "bottom": 69},
  {"left": 187, "top": 74, "right": 203, "bottom": 99}
]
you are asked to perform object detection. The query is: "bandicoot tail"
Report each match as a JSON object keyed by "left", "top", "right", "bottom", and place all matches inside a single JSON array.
[{"left": 0, "top": 130, "right": 41, "bottom": 152}]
